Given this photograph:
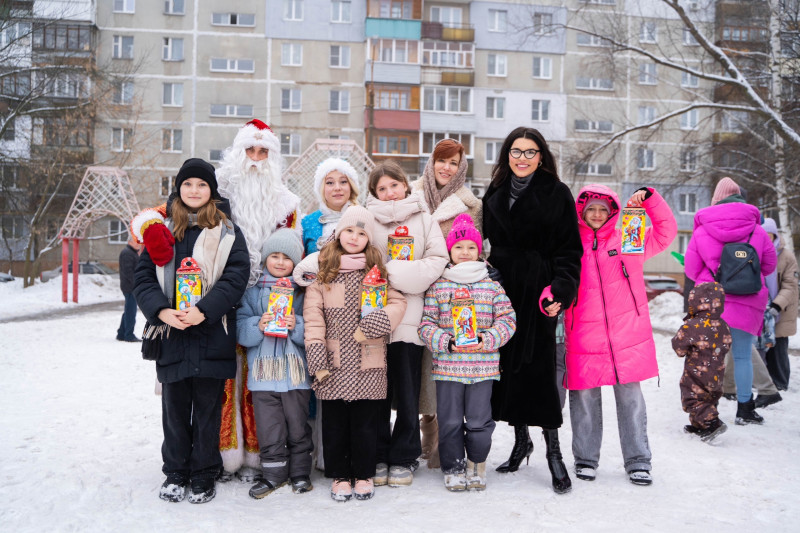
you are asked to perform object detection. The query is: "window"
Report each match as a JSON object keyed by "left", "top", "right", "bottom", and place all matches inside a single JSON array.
[
  {"left": 681, "top": 71, "right": 699, "bottom": 88},
  {"left": 330, "top": 45, "right": 351, "bottom": 67},
  {"left": 375, "top": 85, "right": 411, "bottom": 110},
  {"left": 639, "top": 63, "right": 657, "bottom": 85},
  {"left": 533, "top": 12, "right": 553, "bottom": 35},
  {"left": 160, "top": 176, "right": 172, "bottom": 197},
  {"left": 679, "top": 193, "right": 697, "bottom": 213},
  {"left": 284, "top": 0, "right": 304, "bottom": 20},
  {"left": 112, "top": 81, "right": 134, "bottom": 104},
  {"left": 637, "top": 147, "right": 655, "bottom": 170},
  {"left": 486, "top": 97, "right": 505, "bottom": 119},
  {"left": 32, "top": 117, "right": 91, "bottom": 146},
  {"left": 162, "top": 83, "right": 183, "bottom": 106},
  {"left": 108, "top": 219, "right": 127, "bottom": 244},
  {"left": 488, "top": 54, "right": 507, "bottom": 77},
  {"left": 532, "top": 57, "right": 552, "bottom": 79},
  {"left": 721, "top": 111, "right": 749, "bottom": 132},
  {"left": 1, "top": 72, "right": 30, "bottom": 97},
  {"left": 531, "top": 100, "right": 550, "bottom": 122},
  {"left": 212, "top": 13, "right": 256, "bottom": 26},
  {"left": 580, "top": 0, "right": 615, "bottom": 4},
  {"left": 638, "top": 105, "right": 656, "bottom": 125},
  {"left": 575, "top": 162, "right": 612, "bottom": 176},
  {"left": 576, "top": 76, "right": 613, "bottom": 90},
  {"left": 1, "top": 215, "right": 25, "bottom": 239},
  {"left": 281, "top": 88, "right": 302, "bottom": 111},
  {"left": 680, "top": 109, "right": 698, "bottom": 130},
  {"left": 378, "top": 0, "right": 412, "bottom": 19},
  {"left": 281, "top": 43, "right": 302, "bottom": 66},
  {"left": 210, "top": 104, "right": 253, "bottom": 117},
  {"left": 639, "top": 21, "right": 657, "bottom": 43},
  {"left": 113, "top": 0, "right": 135, "bottom": 13},
  {"left": 577, "top": 33, "right": 609, "bottom": 46},
  {"left": 280, "top": 133, "right": 301, "bottom": 155},
  {"left": 423, "top": 87, "right": 471, "bottom": 113},
  {"left": 112, "top": 35, "right": 134, "bottom": 59},
  {"left": 0, "top": 166, "right": 20, "bottom": 189},
  {"left": 208, "top": 150, "right": 223, "bottom": 162},
  {"left": 431, "top": 6, "right": 462, "bottom": 28},
  {"left": 678, "top": 232, "right": 691, "bottom": 254},
  {"left": 488, "top": 9, "right": 507, "bottom": 32},
  {"left": 161, "top": 129, "right": 183, "bottom": 152},
  {"left": 111, "top": 128, "right": 132, "bottom": 152},
  {"left": 164, "top": 0, "right": 184, "bottom": 15},
  {"left": 683, "top": 28, "right": 699, "bottom": 46},
  {"left": 422, "top": 132, "right": 471, "bottom": 154},
  {"left": 33, "top": 23, "right": 90, "bottom": 51},
  {"left": 329, "top": 90, "right": 350, "bottom": 113},
  {"left": 377, "top": 135, "right": 409, "bottom": 154},
  {"left": 722, "top": 26, "right": 768, "bottom": 42},
  {"left": 574, "top": 119, "right": 613, "bottom": 133},
  {"left": 485, "top": 141, "right": 502, "bottom": 163},
  {"left": 372, "top": 39, "right": 419, "bottom": 64},
  {"left": 210, "top": 58, "right": 255, "bottom": 73},
  {"left": 37, "top": 71, "right": 86, "bottom": 99},
  {"left": 421, "top": 41, "right": 472, "bottom": 68},
  {"left": 331, "top": 0, "right": 351, "bottom": 22},
  {"left": 680, "top": 149, "right": 697, "bottom": 172},
  {"left": 0, "top": 22, "right": 31, "bottom": 47},
  {"left": 1, "top": 117, "right": 14, "bottom": 141},
  {"left": 162, "top": 37, "right": 183, "bottom": 61}
]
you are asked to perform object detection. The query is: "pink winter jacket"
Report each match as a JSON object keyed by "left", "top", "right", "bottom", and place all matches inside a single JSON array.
[
  {"left": 564, "top": 185, "right": 677, "bottom": 390},
  {"left": 684, "top": 201, "right": 777, "bottom": 336}
]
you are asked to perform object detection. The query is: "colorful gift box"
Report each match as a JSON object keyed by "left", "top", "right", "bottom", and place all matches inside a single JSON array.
[
  {"left": 176, "top": 257, "right": 202, "bottom": 310},
  {"left": 264, "top": 277, "right": 294, "bottom": 338},
  {"left": 361, "top": 265, "right": 387, "bottom": 318},
  {"left": 451, "top": 287, "right": 479, "bottom": 348},
  {"left": 621, "top": 207, "right": 645, "bottom": 254},
  {"left": 388, "top": 226, "right": 414, "bottom": 261}
]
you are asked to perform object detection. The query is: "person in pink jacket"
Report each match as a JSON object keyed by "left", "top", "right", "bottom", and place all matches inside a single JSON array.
[
  {"left": 684, "top": 177, "right": 777, "bottom": 425},
  {"left": 564, "top": 184, "right": 676, "bottom": 487}
]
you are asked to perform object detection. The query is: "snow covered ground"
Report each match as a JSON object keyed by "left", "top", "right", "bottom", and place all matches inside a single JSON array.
[{"left": 1, "top": 284, "right": 798, "bottom": 532}]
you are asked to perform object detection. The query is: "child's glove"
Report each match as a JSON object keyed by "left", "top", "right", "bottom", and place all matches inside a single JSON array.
[{"left": 143, "top": 222, "right": 175, "bottom": 266}]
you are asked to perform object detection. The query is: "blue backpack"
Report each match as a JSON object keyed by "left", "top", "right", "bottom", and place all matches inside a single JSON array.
[{"left": 711, "top": 231, "right": 762, "bottom": 295}]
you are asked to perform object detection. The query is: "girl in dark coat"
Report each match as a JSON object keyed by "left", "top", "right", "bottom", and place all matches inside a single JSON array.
[
  {"left": 134, "top": 158, "right": 250, "bottom": 504},
  {"left": 482, "top": 127, "right": 582, "bottom": 494}
]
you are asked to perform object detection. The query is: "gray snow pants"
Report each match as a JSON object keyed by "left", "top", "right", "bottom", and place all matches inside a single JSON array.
[
  {"left": 251, "top": 389, "right": 313, "bottom": 483},
  {"left": 436, "top": 379, "right": 495, "bottom": 474}
]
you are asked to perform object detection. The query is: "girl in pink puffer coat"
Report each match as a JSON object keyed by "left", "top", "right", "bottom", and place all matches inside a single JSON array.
[{"left": 564, "top": 184, "right": 676, "bottom": 487}]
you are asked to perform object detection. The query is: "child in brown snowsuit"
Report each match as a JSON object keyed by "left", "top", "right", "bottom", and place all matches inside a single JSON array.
[{"left": 672, "top": 281, "right": 732, "bottom": 443}]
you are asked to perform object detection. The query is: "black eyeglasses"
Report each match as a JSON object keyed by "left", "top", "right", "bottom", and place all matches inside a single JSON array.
[{"left": 509, "top": 148, "right": 541, "bottom": 159}]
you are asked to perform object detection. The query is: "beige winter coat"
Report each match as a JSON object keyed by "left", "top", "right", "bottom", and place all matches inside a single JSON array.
[
  {"left": 773, "top": 240, "right": 798, "bottom": 338},
  {"left": 409, "top": 180, "right": 483, "bottom": 239},
  {"left": 365, "top": 191, "right": 449, "bottom": 346}
]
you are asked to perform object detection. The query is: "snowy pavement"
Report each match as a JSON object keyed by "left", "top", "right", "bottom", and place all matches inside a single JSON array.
[{"left": 0, "top": 284, "right": 798, "bottom": 532}]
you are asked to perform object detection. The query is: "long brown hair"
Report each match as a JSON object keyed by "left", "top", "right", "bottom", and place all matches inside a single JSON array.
[
  {"left": 490, "top": 127, "right": 559, "bottom": 188},
  {"left": 171, "top": 196, "right": 228, "bottom": 241},
  {"left": 317, "top": 239, "right": 388, "bottom": 286},
  {"left": 367, "top": 160, "right": 410, "bottom": 199}
]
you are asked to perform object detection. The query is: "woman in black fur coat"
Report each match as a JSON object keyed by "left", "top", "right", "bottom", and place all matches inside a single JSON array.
[{"left": 482, "top": 127, "right": 582, "bottom": 494}]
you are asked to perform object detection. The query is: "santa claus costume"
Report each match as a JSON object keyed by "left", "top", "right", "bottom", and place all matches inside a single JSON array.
[{"left": 132, "top": 119, "right": 301, "bottom": 481}]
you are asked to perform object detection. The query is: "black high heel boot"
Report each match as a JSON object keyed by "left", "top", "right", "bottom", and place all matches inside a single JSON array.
[
  {"left": 495, "top": 425, "right": 534, "bottom": 473},
  {"left": 542, "top": 429, "right": 572, "bottom": 494}
]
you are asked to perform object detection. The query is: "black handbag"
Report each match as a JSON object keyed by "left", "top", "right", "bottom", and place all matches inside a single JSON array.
[{"left": 141, "top": 321, "right": 168, "bottom": 361}]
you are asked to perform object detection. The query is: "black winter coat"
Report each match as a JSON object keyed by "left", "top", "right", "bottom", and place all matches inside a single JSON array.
[
  {"left": 483, "top": 171, "right": 582, "bottom": 428},
  {"left": 133, "top": 221, "right": 250, "bottom": 384},
  {"left": 118, "top": 244, "right": 139, "bottom": 294}
]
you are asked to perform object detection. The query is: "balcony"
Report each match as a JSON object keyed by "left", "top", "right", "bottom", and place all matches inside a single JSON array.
[
  {"left": 422, "top": 21, "right": 474, "bottom": 42},
  {"left": 441, "top": 70, "right": 474, "bottom": 86},
  {"left": 366, "top": 109, "right": 420, "bottom": 131}
]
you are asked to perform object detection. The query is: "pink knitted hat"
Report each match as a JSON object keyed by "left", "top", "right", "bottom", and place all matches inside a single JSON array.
[
  {"left": 446, "top": 213, "right": 482, "bottom": 255},
  {"left": 711, "top": 177, "right": 740, "bottom": 205}
]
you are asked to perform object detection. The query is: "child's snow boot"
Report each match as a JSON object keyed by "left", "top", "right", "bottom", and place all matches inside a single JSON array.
[
  {"left": 353, "top": 478, "right": 375, "bottom": 500},
  {"left": 330, "top": 478, "right": 353, "bottom": 502},
  {"left": 466, "top": 460, "right": 486, "bottom": 491},
  {"left": 159, "top": 475, "right": 187, "bottom": 502},
  {"left": 291, "top": 476, "right": 314, "bottom": 494},
  {"left": 187, "top": 478, "right": 216, "bottom": 504},
  {"left": 443, "top": 471, "right": 467, "bottom": 492},
  {"left": 374, "top": 463, "right": 388, "bottom": 486}
]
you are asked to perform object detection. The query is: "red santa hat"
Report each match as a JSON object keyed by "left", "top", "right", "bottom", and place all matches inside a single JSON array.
[{"left": 231, "top": 119, "right": 281, "bottom": 154}]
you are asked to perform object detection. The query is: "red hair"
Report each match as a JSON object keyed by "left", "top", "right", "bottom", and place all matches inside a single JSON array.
[{"left": 432, "top": 139, "right": 464, "bottom": 162}]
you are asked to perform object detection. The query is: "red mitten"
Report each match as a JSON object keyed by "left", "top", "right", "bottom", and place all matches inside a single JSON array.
[{"left": 143, "top": 222, "right": 175, "bottom": 266}]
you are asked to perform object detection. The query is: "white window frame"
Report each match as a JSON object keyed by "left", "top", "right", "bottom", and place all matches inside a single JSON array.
[
  {"left": 162, "top": 37, "right": 183, "bottom": 61},
  {"left": 280, "top": 133, "right": 301, "bottom": 155},
  {"left": 721, "top": 110, "right": 748, "bottom": 132},
  {"left": 576, "top": 76, "right": 614, "bottom": 91},
  {"left": 488, "top": 9, "right": 507, "bottom": 32},
  {"left": 638, "top": 63, "right": 657, "bottom": 85},
  {"left": 113, "top": 0, "right": 135, "bottom": 14},
  {"left": 281, "top": 43, "right": 303, "bottom": 66},
  {"left": 421, "top": 132, "right": 471, "bottom": 155},
  {"left": 532, "top": 56, "right": 552, "bottom": 79},
  {"left": 487, "top": 53, "right": 507, "bottom": 77},
  {"left": 329, "top": 89, "right": 350, "bottom": 113},
  {"left": 683, "top": 28, "right": 699, "bottom": 46},
  {"left": 581, "top": 0, "right": 616, "bottom": 4},
  {"left": 112, "top": 80, "right": 134, "bottom": 105},
  {"left": 574, "top": 119, "right": 613, "bottom": 133},
  {"left": 108, "top": 219, "right": 127, "bottom": 244},
  {"left": 531, "top": 99, "right": 550, "bottom": 122},
  {"left": 678, "top": 232, "right": 691, "bottom": 254},
  {"left": 577, "top": 33, "right": 609, "bottom": 47},
  {"left": 639, "top": 21, "right": 657, "bottom": 43},
  {"left": 374, "top": 39, "right": 417, "bottom": 64},
  {"left": 575, "top": 162, "right": 612, "bottom": 176},
  {"left": 422, "top": 86, "right": 472, "bottom": 113},
  {"left": 331, "top": 0, "right": 351, "bottom": 23},
  {"left": 431, "top": 6, "right": 463, "bottom": 28},
  {"left": 485, "top": 141, "right": 502, "bottom": 164},
  {"left": 160, "top": 176, "right": 172, "bottom": 197},
  {"left": 533, "top": 12, "right": 554, "bottom": 35},
  {"left": 210, "top": 104, "right": 253, "bottom": 118},
  {"left": 681, "top": 71, "right": 699, "bottom": 88},
  {"left": 162, "top": 82, "right": 183, "bottom": 106},
  {"left": 281, "top": 88, "right": 302, "bottom": 112},
  {"left": 161, "top": 129, "right": 182, "bottom": 153},
  {"left": 681, "top": 109, "right": 698, "bottom": 130},
  {"left": 679, "top": 192, "right": 698, "bottom": 214},
  {"left": 112, "top": 35, "right": 134, "bottom": 59},
  {"left": 680, "top": 149, "right": 698, "bottom": 172},
  {"left": 164, "top": 0, "right": 184, "bottom": 15},
  {"left": 638, "top": 105, "right": 656, "bottom": 125},
  {"left": 211, "top": 13, "right": 256, "bottom": 26},
  {"left": 486, "top": 97, "right": 505, "bottom": 120},
  {"left": 208, "top": 150, "right": 223, "bottom": 163},
  {"left": 111, "top": 127, "right": 132, "bottom": 152},
  {"left": 637, "top": 147, "right": 656, "bottom": 170},
  {"left": 421, "top": 41, "right": 472, "bottom": 68},
  {"left": 209, "top": 58, "right": 255, "bottom": 73},
  {"left": 284, "top": 0, "right": 304, "bottom": 21},
  {"left": 1, "top": 215, "right": 25, "bottom": 239},
  {"left": 330, "top": 45, "right": 351, "bottom": 68}
]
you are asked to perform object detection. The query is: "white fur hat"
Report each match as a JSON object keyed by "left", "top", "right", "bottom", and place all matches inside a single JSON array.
[
  {"left": 313, "top": 157, "right": 359, "bottom": 207},
  {"left": 231, "top": 119, "right": 280, "bottom": 154}
]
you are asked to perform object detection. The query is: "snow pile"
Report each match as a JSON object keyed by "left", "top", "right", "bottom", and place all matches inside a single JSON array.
[
  {"left": 647, "top": 291, "right": 684, "bottom": 333},
  {"left": 0, "top": 275, "right": 122, "bottom": 320}
]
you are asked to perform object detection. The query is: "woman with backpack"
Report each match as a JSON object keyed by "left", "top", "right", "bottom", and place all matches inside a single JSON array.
[{"left": 684, "top": 177, "right": 777, "bottom": 425}]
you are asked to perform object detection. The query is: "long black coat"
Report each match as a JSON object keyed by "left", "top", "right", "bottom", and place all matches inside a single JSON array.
[
  {"left": 483, "top": 171, "right": 582, "bottom": 428},
  {"left": 133, "top": 221, "right": 249, "bottom": 384},
  {"left": 118, "top": 244, "right": 139, "bottom": 294}
]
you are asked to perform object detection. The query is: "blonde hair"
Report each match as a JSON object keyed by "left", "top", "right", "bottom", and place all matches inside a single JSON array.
[
  {"left": 320, "top": 170, "right": 360, "bottom": 207},
  {"left": 317, "top": 239, "right": 387, "bottom": 286},
  {"left": 170, "top": 197, "right": 227, "bottom": 241}
]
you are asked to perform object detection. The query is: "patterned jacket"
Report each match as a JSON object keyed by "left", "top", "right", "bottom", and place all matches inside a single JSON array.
[
  {"left": 419, "top": 267, "right": 516, "bottom": 384},
  {"left": 304, "top": 269, "right": 407, "bottom": 401}
]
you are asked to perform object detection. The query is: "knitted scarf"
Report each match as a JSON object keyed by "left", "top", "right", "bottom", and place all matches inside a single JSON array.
[
  {"left": 340, "top": 253, "right": 366, "bottom": 272},
  {"left": 443, "top": 260, "right": 489, "bottom": 285},
  {"left": 421, "top": 152, "right": 468, "bottom": 213}
]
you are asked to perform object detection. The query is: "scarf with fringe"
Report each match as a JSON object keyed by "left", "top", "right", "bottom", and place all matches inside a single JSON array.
[{"left": 421, "top": 152, "right": 468, "bottom": 213}]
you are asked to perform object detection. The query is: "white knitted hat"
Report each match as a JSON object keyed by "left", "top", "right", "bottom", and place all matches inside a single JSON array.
[
  {"left": 313, "top": 158, "right": 359, "bottom": 208},
  {"left": 231, "top": 119, "right": 280, "bottom": 154}
]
